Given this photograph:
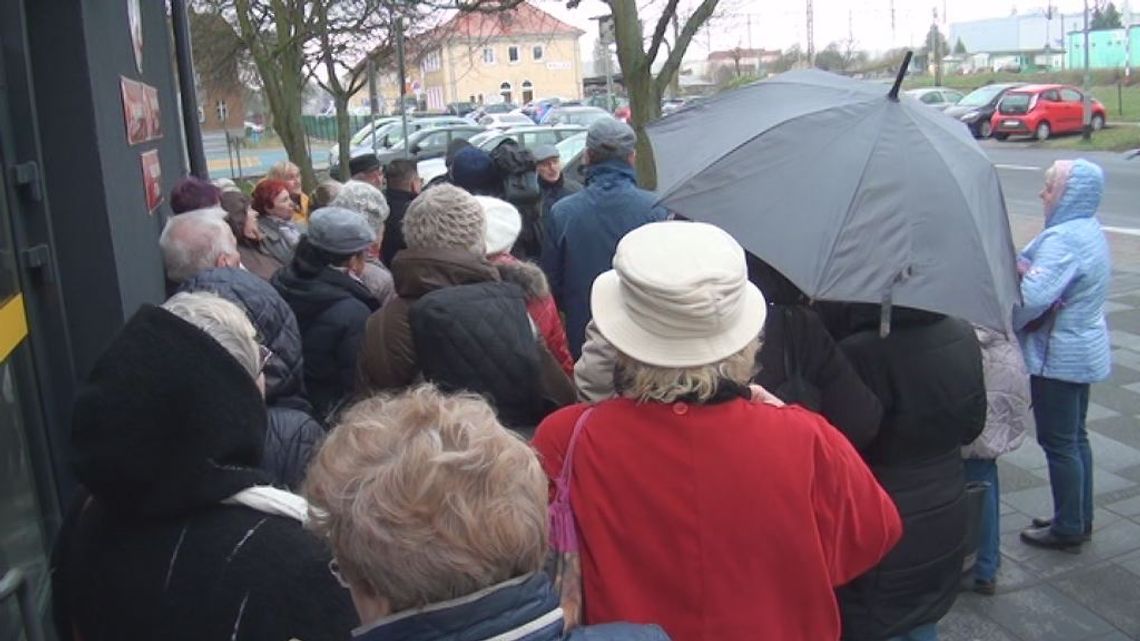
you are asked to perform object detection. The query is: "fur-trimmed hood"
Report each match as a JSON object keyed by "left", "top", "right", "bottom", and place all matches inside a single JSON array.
[{"left": 494, "top": 256, "right": 550, "bottom": 301}]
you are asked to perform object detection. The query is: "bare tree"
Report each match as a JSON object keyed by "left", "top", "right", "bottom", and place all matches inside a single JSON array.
[{"left": 570, "top": 0, "right": 721, "bottom": 188}]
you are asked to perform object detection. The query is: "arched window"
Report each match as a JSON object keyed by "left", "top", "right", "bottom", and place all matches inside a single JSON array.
[
  {"left": 500, "top": 81, "right": 513, "bottom": 104},
  {"left": 521, "top": 80, "right": 534, "bottom": 104}
]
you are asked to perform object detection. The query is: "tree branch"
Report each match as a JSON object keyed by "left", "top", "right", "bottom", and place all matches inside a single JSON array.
[
  {"left": 645, "top": 0, "right": 679, "bottom": 66},
  {"left": 655, "top": 0, "right": 718, "bottom": 95}
]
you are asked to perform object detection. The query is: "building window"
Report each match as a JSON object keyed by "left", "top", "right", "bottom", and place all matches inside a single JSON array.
[
  {"left": 533, "top": 45, "right": 544, "bottom": 61},
  {"left": 421, "top": 50, "right": 441, "bottom": 73},
  {"left": 522, "top": 79, "right": 534, "bottom": 104},
  {"left": 500, "top": 81, "right": 512, "bottom": 104},
  {"left": 483, "top": 47, "right": 496, "bottom": 64},
  {"left": 509, "top": 46, "right": 520, "bottom": 63}
]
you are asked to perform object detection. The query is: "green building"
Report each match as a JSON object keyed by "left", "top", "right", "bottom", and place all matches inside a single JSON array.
[{"left": 1067, "top": 28, "right": 1140, "bottom": 68}]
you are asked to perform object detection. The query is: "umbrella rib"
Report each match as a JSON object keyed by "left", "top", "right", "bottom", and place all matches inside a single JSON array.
[{"left": 654, "top": 96, "right": 883, "bottom": 204}]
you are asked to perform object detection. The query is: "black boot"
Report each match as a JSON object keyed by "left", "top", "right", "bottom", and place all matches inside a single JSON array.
[{"left": 1020, "top": 526, "right": 1085, "bottom": 550}]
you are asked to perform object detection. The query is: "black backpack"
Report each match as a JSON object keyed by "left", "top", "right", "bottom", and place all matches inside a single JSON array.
[{"left": 490, "top": 142, "right": 541, "bottom": 206}]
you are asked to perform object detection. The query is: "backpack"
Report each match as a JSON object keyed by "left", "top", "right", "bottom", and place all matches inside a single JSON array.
[{"left": 490, "top": 142, "right": 541, "bottom": 206}]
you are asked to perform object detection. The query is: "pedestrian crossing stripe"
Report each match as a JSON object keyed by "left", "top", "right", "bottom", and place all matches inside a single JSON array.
[{"left": 0, "top": 293, "right": 28, "bottom": 363}]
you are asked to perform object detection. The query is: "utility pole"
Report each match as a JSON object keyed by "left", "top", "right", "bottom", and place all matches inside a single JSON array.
[
  {"left": 807, "top": 0, "right": 815, "bottom": 66},
  {"left": 367, "top": 57, "right": 378, "bottom": 151},
  {"left": 747, "top": 14, "right": 753, "bottom": 51},
  {"left": 933, "top": 7, "right": 943, "bottom": 86},
  {"left": 891, "top": 0, "right": 897, "bottom": 43},
  {"left": 396, "top": 16, "right": 410, "bottom": 154},
  {"left": 1083, "top": 0, "right": 1092, "bottom": 140}
]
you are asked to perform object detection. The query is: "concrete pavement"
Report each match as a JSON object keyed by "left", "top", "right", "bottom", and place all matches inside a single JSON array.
[{"left": 941, "top": 217, "right": 1140, "bottom": 641}]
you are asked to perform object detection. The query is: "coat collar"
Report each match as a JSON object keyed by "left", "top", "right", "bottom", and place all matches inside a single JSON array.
[
  {"left": 352, "top": 573, "right": 564, "bottom": 641},
  {"left": 584, "top": 160, "right": 637, "bottom": 187}
]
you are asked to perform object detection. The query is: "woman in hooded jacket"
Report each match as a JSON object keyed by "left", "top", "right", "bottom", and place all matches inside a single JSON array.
[
  {"left": 1015, "top": 159, "right": 1111, "bottom": 550},
  {"left": 51, "top": 292, "right": 356, "bottom": 641},
  {"left": 180, "top": 266, "right": 325, "bottom": 490}
]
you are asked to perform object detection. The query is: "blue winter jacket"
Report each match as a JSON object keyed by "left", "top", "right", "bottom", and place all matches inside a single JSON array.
[
  {"left": 353, "top": 573, "right": 668, "bottom": 641},
  {"left": 1013, "top": 159, "right": 1111, "bottom": 383},
  {"left": 541, "top": 160, "right": 667, "bottom": 358}
]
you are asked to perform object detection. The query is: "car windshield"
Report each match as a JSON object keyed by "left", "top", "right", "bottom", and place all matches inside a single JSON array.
[
  {"left": 958, "top": 85, "right": 1009, "bottom": 107},
  {"left": 498, "top": 114, "right": 532, "bottom": 125},
  {"left": 556, "top": 132, "right": 587, "bottom": 165},
  {"left": 1000, "top": 93, "right": 1032, "bottom": 110},
  {"left": 467, "top": 131, "right": 502, "bottom": 147},
  {"left": 564, "top": 110, "right": 611, "bottom": 126}
]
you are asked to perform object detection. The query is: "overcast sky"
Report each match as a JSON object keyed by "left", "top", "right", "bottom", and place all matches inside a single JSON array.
[{"left": 534, "top": 0, "right": 1121, "bottom": 61}]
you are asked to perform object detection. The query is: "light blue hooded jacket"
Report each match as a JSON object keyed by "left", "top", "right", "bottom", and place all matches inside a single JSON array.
[{"left": 1013, "top": 159, "right": 1111, "bottom": 383}]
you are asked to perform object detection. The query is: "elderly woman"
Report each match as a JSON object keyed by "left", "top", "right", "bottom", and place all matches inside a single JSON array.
[
  {"left": 304, "top": 384, "right": 667, "bottom": 641},
  {"left": 52, "top": 292, "right": 355, "bottom": 641},
  {"left": 219, "top": 190, "right": 284, "bottom": 279},
  {"left": 1016, "top": 159, "right": 1111, "bottom": 550},
  {"left": 532, "top": 221, "right": 902, "bottom": 641},
  {"left": 273, "top": 208, "right": 380, "bottom": 418},
  {"left": 253, "top": 178, "right": 303, "bottom": 265},
  {"left": 332, "top": 179, "right": 396, "bottom": 306},
  {"left": 267, "top": 159, "right": 311, "bottom": 221}
]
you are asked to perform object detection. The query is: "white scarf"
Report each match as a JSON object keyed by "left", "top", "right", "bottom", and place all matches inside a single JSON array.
[{"left": 223, "top": 485, "right": 310, "bottom": 524}]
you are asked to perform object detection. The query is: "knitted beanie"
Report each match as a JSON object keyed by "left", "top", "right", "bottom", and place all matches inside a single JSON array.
[
  {"left": 449, "top": 147, "right": 500, "bottom": 196},
  {"left": 402, "top": 184, "right": 487, "bottom": 254}
]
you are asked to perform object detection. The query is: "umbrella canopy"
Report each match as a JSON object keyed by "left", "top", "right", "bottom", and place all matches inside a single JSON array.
[{"left": 645, "top": 68, "right": 1021, "bottom": 332}]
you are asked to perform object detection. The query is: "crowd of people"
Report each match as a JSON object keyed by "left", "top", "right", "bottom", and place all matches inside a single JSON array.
[{"left": 49, "top": 117, "right": 1112, "bottom": 641}]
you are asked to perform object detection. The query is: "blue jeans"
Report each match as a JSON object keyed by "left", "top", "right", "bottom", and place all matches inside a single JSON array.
[
  {"left": 964, "top": 458, "right": 1000, "bottom": 582},
  {"left": 1031, "top": 376, "right": 1093, "bottom": 537},
  {"left": 888, "top": 623, "right": 938, "bottom": 641}
]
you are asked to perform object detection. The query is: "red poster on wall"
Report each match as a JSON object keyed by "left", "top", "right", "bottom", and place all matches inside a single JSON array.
[
  {"left": 121, "top": 77, "right": 163, "bottom": 145},
  {"left": 140, "top": 149, "right": 162, "bottom": 213},
  {"left": 121, "top": 77, "right": 148, "bottom": 145}
]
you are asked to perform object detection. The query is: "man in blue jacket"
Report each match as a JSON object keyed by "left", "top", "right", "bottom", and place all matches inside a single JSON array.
[{"left": 542, "top": 118, "right": 666, "bottom": 358}]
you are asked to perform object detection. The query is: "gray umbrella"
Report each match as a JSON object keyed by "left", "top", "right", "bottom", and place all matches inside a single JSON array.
[{"left": 645, "top": 64, "right": 1020, "bottom": 332}]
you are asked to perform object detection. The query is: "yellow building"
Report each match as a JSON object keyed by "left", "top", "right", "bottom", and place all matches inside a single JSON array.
[{"left": 402, "top": 3, "right": 584, "bottom": 110}]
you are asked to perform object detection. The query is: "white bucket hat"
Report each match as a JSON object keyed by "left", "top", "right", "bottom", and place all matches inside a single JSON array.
[{"left": 590, "top": 221, "right": 767, "bottom": 368}]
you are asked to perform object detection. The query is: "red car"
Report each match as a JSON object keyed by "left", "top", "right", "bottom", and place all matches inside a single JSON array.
[{"left": 990, "top": 84, "right": 1106, "bottom": 141}]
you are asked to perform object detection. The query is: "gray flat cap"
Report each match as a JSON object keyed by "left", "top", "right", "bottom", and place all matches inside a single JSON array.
[
  {"left": 307, "top": 207, "right": 376, "bottom": 255},
  {"left": 531, "top": 144, "right": 560, "bottom": 162},
  {"left": 586, "top": 117, "right": 636, "bottom": 156}
]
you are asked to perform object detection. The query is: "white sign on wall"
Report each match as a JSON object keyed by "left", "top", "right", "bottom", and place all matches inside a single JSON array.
[{"left": 546, "top": 61, "right": 572, "bottom": 70}]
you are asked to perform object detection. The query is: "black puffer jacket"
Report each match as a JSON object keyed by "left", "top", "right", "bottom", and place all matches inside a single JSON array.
[
  {"left": 835, "top": 306, "right": 985, "bottom": 640},
  {"left": 52, "top": 305, "right": 356, "bottom": 641},
  {"left": 180, "top": 268, "right": 325, "bottom": 489},
  {"left": 410, "top": 281, "right": 548, "bottom": 435},
  {"left": 273, "top": 240, "right": 380, "bottom": 419}
]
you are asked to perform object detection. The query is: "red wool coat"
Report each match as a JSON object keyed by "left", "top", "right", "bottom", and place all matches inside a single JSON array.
[{"left": 533, "top": 397, "right": 902, "bottom": 641}]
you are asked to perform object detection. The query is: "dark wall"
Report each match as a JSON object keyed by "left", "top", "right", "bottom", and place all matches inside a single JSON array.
[{"left": 25, "top": 0, "right": 187, "bottom": 378}]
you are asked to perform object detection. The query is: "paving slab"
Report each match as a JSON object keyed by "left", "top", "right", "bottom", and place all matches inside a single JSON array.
[
  {"left": 967, "top": 584, "right": 1115, "bottom": 641},
  {"left": 1053, "top": 564, "right": 1140, "bottom": 639}
]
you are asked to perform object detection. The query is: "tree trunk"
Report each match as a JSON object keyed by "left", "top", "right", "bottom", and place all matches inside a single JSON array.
[
  {"left": 335, "top": 94, "right": 353, "bottom": 179},
  {"left": 625, "top": 70, "right": 662, "bottom": 189}
]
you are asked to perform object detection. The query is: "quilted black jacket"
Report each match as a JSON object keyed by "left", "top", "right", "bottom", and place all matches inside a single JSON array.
[
  {"left": 409, "top": 281, "right": 552, "bottom": 435},
  {"left": 180, "top": 267, "right": 326, "bottom": 489}
]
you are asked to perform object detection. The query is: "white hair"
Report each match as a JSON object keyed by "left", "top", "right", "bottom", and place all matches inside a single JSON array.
[
  {"left": 331, "top": 180, "right": 390, "bottom": 232},
  {"left": 159, "top": 208, "right": 238, "bottom": 283},
  {"left": 161, "top": 291, "right": 260, "bottom": 379}
]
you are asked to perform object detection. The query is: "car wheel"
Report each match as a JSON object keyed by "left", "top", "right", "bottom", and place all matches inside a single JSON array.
[
  {"left": 1092, "top": 114, "right": 1105, "bottom": 131},
  {"left": 993, "top": 133, "right": 1009, "bottom": 141},
  {"left": 978, "top": 121, "right": 993, "bottom": 138},
  {"left": 1035, "top": 122, "right": 1051, "bottom": 141}
]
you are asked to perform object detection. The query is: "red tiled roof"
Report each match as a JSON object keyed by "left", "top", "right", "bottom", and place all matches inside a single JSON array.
[{"left": 437, "top": 2, "right": 584, "bottom": 39}]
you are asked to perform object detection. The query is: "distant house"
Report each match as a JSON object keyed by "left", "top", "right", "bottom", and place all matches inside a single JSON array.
[
  {"left": 356, "top": 2, "right": 584, "bottom": 111},
  {"left": 949, "top": 10, "right": 1076, "bottom": 72},
  {"left": 702, "top": 48, "right": 781, "bottom": 81}
]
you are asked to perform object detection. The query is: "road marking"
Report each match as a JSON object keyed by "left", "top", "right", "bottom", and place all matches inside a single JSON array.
[
  {"left": 1102, "top": 226, "right": 1140, "bottom": 237},
  {"left": 206, "top": 156, "right": 261, "bottom": 171},
  {"left": 995, "top": 163, "right": 1042, "bottom": 171}
]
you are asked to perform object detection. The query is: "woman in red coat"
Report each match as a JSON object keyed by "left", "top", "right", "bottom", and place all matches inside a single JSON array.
[{"left": 532, "top": 221, "right": 903, "bottom": 641}]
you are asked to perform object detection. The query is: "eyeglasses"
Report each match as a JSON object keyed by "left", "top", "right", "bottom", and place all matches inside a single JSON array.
[
  {"left": 258, "top": 345, "right": 273, "bottom": 374},
  {"left": 328, "top": 558, "right": 351, "bottom": 589}
]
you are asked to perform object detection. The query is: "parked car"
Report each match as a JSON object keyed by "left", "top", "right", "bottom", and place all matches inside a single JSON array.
[
  {"left": 557, "top": 131, "right": 588, "bottom": 180},
  {"left": 542, "top": 105, "right": 613, "bottom": 127},
  {"left": 374, "top": 124, "right": 487, "bottom": 165},
  {"left": 522, "top": 97, "right": 566, "bottom": 122},
  {"left": 446, "top": 102, "right": 479, "bottom": 117},
  {"left": 417, "top": 124, "right": 585, "bottom": 183},
  {"left": 942, "top": 83, "right": 1026, "bottom": 138},
  {"left": 903, "top": 87, "right": 965, "bottom": 111},
  {"left": 330, "top": 116, "right": 471, "bottom": 174},
  {"left": 477, "top": 112, "right": 535, "bottom": 130},
  {"left": 327, "top": 117, "right": 402, "bottom": 167},
  {"left": 467, "top": 102, "right": 519, "bottom": 122},
  {"left": 990, "top": 84, "right": 1106, "bottom": 141}
]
